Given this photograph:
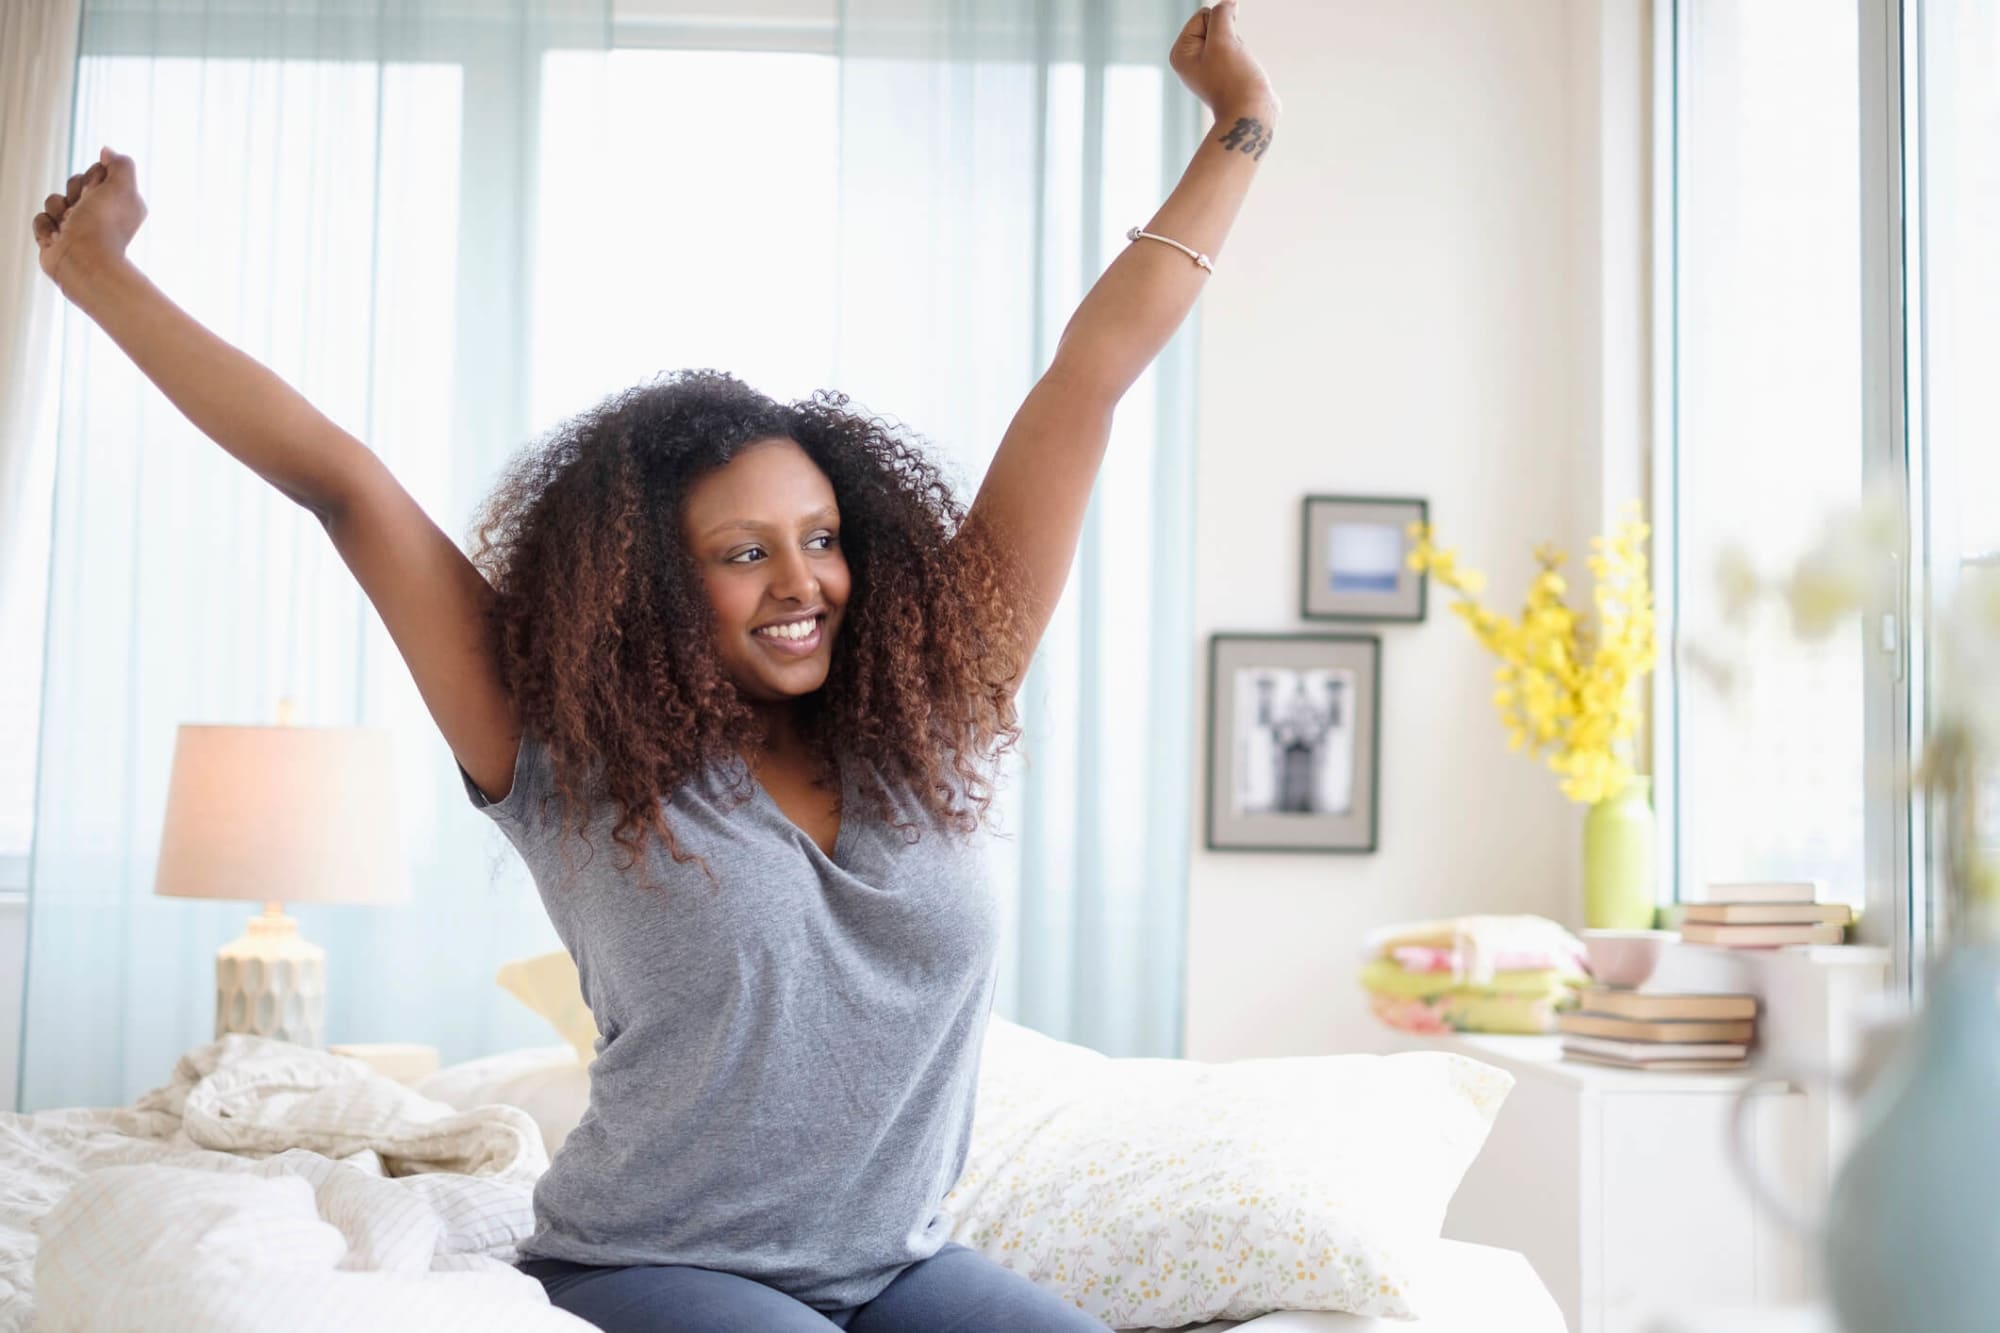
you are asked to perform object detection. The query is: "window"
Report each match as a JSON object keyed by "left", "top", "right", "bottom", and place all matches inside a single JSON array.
[
  {"left": 3, "top": 8, "right": 1182, "bottom": 1010},
  {"left": 1670, "top": 0, "right": 1874, "bottom": 911},
  {"left": 5, "top": 55, "right": 467, "bottom": 870},
  {"left": 531, "top": 48, "right": 842, "bottom": 426},
  {"left": 1912, "top": 0, "right": 2000, "bottom": 926},
  {"left": 1670, "top": 0, "right": 2000, "bottom": 969}
]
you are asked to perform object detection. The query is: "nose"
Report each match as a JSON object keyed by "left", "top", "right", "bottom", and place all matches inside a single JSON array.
[{"left": 767, "top": 546, "right": 821, "bottom": 605}]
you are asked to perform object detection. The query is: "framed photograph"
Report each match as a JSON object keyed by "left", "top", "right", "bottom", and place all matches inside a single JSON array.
[
  {"left": 1206, "top": 633, "right": 1380, "bottom": 853},
  {"left": 1300, "top": 495, "right": 1428, "bottom": 622}
]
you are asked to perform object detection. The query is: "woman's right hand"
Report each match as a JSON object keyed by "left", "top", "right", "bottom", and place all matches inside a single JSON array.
[{"left": 31, "top": 148, "right": 148, "bottom": 289}]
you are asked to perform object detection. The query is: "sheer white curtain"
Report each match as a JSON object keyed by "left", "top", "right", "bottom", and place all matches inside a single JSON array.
[
  {"left": 20, "top": 0, "right": 613, "bottom": 1110},
  {"left": 830, "top": 0, "right": 1197, "bottom": 1056},
  {"left": 539, "top": 0, "right": 1199, "bottom": 1055},
  {"left": 21, "top": 0, "right": 1195, "bottom": 1110},
  {"left": 0, "top": 0, "right": 81, "bottom": 873}
]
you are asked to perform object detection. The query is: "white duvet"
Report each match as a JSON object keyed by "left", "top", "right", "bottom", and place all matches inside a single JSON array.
[{"left": 0, "top": 1035, "right": 590, "bottom": 1332}]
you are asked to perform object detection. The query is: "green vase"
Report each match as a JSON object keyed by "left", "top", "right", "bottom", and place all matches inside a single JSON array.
[{"left": 1583, "top": 776, "right": 1657, "bottom": 929}]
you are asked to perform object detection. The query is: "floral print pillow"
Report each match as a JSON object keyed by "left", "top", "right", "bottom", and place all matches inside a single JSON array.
[{"left": 945, "top": 1019, "right": 1512, "bottom": 1329}]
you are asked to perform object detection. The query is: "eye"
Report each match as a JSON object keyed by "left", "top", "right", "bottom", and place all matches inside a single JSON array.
[
  {"left": 809, "top": 532, "right": 838, "bottom": 551},
  {"left": 727, "top": 545, "right": 767, "bottom": 565}
]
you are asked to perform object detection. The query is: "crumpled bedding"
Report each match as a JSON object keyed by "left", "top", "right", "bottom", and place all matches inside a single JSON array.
[{"left": 0, "top": 1034, "right": 588, "bottom": 1332}]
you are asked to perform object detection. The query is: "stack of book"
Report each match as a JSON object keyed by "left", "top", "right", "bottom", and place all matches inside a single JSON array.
[
  {"left": 1679, "top": 880, "right": 1852, "bottom": 948},
  {"left": 1557, "top": 988, "right": 1758, "bottom": 1071}
]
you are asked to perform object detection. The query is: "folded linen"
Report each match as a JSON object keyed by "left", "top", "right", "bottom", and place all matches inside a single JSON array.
[
  {"left": 1361, "top": 915, "right": 1589, "bottom": 1035},
  {"left": 1358, "top": 959, "right": 1576, "bottom": 1001},
  {"left": 1364, "top": 915, "right": 1589, "bottom": 986},
  {"left": 1365, "top": 988, "right": 1574, "bottom": 1037}
]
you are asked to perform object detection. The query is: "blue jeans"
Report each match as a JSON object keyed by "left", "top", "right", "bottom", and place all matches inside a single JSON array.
[{"left": 519, "top": 1244, "right": 1112, "bottom": 1332}]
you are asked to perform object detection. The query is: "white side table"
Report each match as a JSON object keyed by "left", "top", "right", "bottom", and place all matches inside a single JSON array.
[
  {"left": 1647, "top": 1307, "right": 1836, "bottom": 1333},
  {"left": 1374, "top": 1030, "right": 1812, "bottom": 1333},
  {"left": 329, "top": 1042, "right": 440, "bottom": 1085}
]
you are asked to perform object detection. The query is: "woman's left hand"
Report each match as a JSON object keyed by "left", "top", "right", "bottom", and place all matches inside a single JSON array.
[{"left": 1170, "top": 1, "right": 1279, "bottom": 123}]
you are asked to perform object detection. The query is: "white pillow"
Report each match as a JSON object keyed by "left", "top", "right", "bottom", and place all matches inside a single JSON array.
[
  {"left": 497, "top": 951, "right": 599, "bottom": 1066},
  {"left": 943, "top": 1018, "right": 1512, "bottom": 1328},
  {"left": 415, "top": 1045, "right": 590, "bottom": 1155}
]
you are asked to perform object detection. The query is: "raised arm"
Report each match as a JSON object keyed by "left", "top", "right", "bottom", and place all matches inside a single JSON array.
[
  {"left": 963, "top": 0, "right": 1275, "bottom": 676},
  {"left": 33, "top": 150, "right": 521, "bottom": 799}
]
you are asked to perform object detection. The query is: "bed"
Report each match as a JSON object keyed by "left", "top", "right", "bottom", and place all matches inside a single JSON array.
[
  {"left": 1, "top": 1022, "right": 1566, "bottom": 1332},
  {"left": 1140, "top": 1242, "right": 1563, "bottom": 1331},
  {"left": 1, "top": 1037, "right": 578, "bottom": 1332}
]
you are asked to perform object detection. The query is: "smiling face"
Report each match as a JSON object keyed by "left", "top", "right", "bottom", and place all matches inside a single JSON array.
[{"left": 682, "top": 437, "right": 851, "bottom": 706}]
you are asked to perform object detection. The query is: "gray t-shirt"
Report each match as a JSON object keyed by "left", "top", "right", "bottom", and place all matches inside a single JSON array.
[{"left": 463, "top": 732, "right": 1000, "bottom": 1308}]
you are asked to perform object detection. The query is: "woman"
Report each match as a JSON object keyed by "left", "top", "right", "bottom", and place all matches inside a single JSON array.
[{"left": 31, "top": 4, "right": 1274, "bottom": 1328}]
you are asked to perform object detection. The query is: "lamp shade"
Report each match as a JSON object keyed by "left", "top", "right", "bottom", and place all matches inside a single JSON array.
[{"left": 154, "top": 724, "right": 410, "bottom": 907}]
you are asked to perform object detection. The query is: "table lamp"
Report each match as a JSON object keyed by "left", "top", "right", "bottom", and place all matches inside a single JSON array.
[{"left": 153, "top": 714, "right": 409, "bottom": 1046}]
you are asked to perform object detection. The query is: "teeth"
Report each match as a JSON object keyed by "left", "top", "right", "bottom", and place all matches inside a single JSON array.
[{"left": 755, "top": 618, "right": 818, "bottom": 641}]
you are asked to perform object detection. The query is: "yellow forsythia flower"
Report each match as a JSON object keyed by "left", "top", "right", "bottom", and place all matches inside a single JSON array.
[{"left": 1409, "top": 506, "right": 1658, "bottom": 804}]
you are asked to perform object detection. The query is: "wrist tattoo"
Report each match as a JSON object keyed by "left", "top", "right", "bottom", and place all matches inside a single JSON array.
[{"left": 1216, "top": 116, "right": 1273, "bottom": 160}]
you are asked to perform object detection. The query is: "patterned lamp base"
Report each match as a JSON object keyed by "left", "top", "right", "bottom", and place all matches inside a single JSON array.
[{"left": 214, "top": 905, "right": 327, "bottom": 1046}]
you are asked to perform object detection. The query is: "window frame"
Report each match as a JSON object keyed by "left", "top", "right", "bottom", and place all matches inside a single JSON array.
[
  {"left": 1650, "top": 0, "right": 1679, "bottom": 919},
  {"left": 1658, "top": 0, "right": 1920, "bottom": 986},
  {"left": 1855, "top": 0, "right": 1921, "bottom": 991}
]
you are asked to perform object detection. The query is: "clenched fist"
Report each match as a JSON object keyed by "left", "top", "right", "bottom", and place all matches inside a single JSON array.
[
  {"left": 1171, "top": 1, "right": 1279, "bottom": 127},
  {"left": 31, "top": 147, "right": 148, "bottom": 289}
]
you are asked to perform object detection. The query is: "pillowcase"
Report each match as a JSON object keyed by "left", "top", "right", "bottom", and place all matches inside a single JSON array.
[
  {"left": 497, "top": 950, "right": 598, "bottom": 1065},
  {"left": 415, "top": 1045, "right": 590, "bottom": 1155},
  {"left": 944, "top": 1018, "right": 1512, "bottom": 1328}
]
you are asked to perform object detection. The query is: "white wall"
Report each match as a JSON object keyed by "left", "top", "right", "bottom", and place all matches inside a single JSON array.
[{"left": 1186, "top": 0, "right": 1643, "bottom": 1060}]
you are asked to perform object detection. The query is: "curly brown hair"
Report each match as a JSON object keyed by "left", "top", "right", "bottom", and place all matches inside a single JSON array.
[{"left": 470, "top": 370, "right": 1025, "bottom": 880}]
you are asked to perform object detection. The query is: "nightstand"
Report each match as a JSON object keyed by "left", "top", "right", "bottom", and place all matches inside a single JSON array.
[
  {"left": 1647, "top": 1307, "right": 1836, "bottom": 1333},
  {"left": 329, "top": 1042, "right": 440, "bottom": 1085},
  {"left": 1375, "top": 1030, "right": 1811, "bottom": 1333}
]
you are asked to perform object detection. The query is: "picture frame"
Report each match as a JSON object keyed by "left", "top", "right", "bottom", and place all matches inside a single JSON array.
[
  {"left": 1206, "top": 633, "right": 1380, "bottom": 853},
  {"left": 1299, "top": 494, "right": 1428, "bottom": 622}
]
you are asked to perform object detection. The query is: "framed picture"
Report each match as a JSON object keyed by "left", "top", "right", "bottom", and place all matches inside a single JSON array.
[
  {"left": 1300, "top": 495, "right": 1428, "bottom": 622},
  {"left": 1206, "top": 633, "right": 1380, "bottom": 853}
]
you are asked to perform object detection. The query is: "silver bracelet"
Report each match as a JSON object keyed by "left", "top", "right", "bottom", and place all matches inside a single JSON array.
[{"left": 1126, "top": 225, "right": 1213, "bottom": 273}]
